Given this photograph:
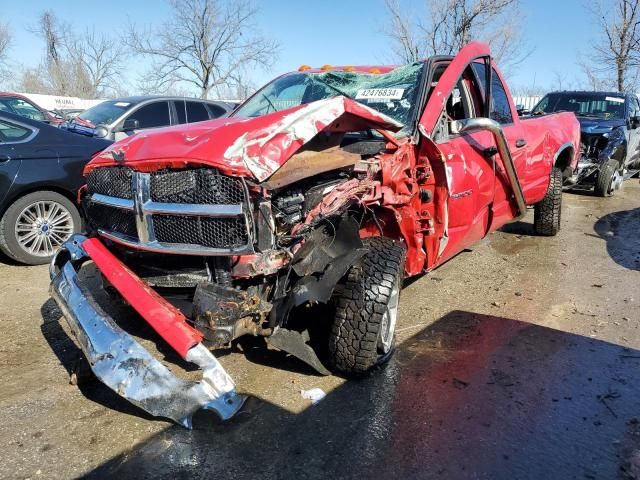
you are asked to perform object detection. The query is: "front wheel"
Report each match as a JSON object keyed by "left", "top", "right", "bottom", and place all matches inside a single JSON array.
[
  {"left": 534, "top": 167, "right": 562, "bottom": 236},
  {"left": 595, "top": 159, "right": 623, "bottom": 197},
  {"left": 328, "top": 237, "right": 406, "bottom": 376},
  {"left": 0, "top": 191, "right": 81, "bottom": 265}
]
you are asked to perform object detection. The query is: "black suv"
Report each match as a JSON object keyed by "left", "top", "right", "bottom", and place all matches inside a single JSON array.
[{"left": 532, "top": 91, "right": 640, "bottom": 196}]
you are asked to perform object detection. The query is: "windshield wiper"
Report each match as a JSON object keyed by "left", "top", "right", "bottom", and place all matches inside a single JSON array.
[{"left": 261, "top": 94, "right": 278, "bottom": 114}]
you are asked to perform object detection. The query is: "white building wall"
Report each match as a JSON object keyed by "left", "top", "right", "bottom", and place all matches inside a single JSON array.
[{"left": 17, "top": 93, "right": 105, "bottom": 111}]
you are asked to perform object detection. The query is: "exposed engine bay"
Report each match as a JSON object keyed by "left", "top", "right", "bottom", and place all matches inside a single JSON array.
[{"left": 79, "top": 114, "right": 421, "bottom": 368}]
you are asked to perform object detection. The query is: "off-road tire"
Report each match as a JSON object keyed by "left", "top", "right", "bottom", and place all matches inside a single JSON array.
[
  {"left": 595, "top": 159, "right": 622, "bottom": 197},
  {"left": 534, "top": 167, "right": 562, "bottom": 236},
  {"left": 328, "top": 237, "right": 406, "bottom": 376},
  {"left": 0, "top": 191, "right": 81, "bottom": 265}
]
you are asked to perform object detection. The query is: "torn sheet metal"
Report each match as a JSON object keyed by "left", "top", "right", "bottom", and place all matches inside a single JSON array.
[
  {"left": 49, "top": 236, "right": 245, "bottom": 427},
  {"left": 223, "top": 96, "right": 403, "bottom": 181},
  {"left": 84, "top": 97, "right": 402, "bottom": 183},
  {"left": 267, "top": 328, "right": 331, "bottom": 375}
]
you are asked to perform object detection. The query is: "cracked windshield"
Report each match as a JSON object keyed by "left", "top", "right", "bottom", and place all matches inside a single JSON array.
[
  {"left": 233, "top": 62, "right": 424, "bottom": 134},
  {"left": 532, "top": 92, "right": 626, "bottom": 119}
]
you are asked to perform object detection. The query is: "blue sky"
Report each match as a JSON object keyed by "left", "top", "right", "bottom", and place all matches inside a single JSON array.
[{"left": 2, "top": 0, "right": 594, "bottom": 95}]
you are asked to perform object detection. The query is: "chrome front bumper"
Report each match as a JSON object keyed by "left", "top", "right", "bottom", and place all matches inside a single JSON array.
[{"left": 49, "top": 235, "right": 245, "bottom": 428}]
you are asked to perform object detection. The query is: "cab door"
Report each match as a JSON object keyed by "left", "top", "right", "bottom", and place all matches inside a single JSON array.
[
  {"left": 418, "top": 43, "right": 498, "bottom": 267},
  {"left": 469, "top": 62, "right": 532, "bottom": 230}
]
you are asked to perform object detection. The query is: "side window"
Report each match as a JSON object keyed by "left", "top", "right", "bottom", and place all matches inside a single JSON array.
[
  {"left": 0, "top": 120, "right": 34, "bottom": 142},
  {"left": 5, "top": 98, "right": 46, "bottom": 122},
  {"left": 207, "top": 104, "right": 227, "bottom": 119},
  {"left": 173, "top": 100, "right": 187, "bottom": 124},
  {"left": 471, "top": 63, "right": 513, "bottom": 124},
  {"left": 443, "top": 66, "right": 483, "bottom": 136},
  {"left": 129, "top": 101, "right": 170, "bottom": 129},
  {"left": 185, "top": 101, "right": 210, "bottom": 123},
  {"left": 531, "top": 96, "right": 549, "bottom": 115}
]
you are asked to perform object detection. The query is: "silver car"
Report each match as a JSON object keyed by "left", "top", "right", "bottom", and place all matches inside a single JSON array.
[{"left": 61, "top": 96, "right": 237, "bottom": 141}]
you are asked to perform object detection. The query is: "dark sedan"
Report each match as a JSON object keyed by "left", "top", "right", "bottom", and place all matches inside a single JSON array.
[{"left": 0, "top": 112, "right": 111, "bottom": 264}]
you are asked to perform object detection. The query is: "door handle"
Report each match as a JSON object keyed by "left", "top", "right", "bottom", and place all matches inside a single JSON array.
[
  {"left": 483, "top": 146, "right": 498, "bottom": 158},
  {"left": 515, "top": 138, "right": 527, "bottom": 148}
]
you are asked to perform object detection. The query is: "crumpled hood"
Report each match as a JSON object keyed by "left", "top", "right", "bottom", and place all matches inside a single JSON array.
[
  {"left": 577, "top": 116, "right": 626, "bottom": 136},
  {"left": 85, "top": 97, "right": 403, "bottom": 182}
]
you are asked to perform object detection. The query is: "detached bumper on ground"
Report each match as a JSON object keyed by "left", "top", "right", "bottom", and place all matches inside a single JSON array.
[{"left": 49, "top": 234, "right": 245, "bottom": 428}]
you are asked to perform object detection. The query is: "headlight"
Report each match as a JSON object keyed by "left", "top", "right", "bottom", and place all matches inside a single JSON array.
[{"left": 608, "top": 126, "right": 625, "bottom": 142}]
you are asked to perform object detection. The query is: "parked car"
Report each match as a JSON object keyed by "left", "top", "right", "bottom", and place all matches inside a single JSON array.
[
  {"left": 49, "top": 108, "right": 85, "bottom": 122},
  {"left": 0, "top": 92, "right": 60, "bottom": 126},
  {"left": 0, "top": 112, "right": 111, "bottom": 265},
  {"left": 60, "top": 96, "right": 236, "bottom": 141},
  {"left": 531, "top": 91, "right": 640, "bottom": 196},
  {"left": 49, "top": 42, "right": 580, "bottom": 426}
]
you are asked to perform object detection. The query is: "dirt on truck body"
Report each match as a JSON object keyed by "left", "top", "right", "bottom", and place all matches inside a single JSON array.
[{"left": 49, "top": 42, "right": 581, "bottom": 427}]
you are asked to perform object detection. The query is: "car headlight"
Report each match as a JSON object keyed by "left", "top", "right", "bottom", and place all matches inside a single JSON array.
[{"left": 608, "top": 126, "right": 625, "bottom": 142}]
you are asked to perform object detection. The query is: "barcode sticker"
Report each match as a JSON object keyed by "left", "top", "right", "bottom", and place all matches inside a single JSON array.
[{"left": 355, "top": 88, "right": 405, "bottom": 101}]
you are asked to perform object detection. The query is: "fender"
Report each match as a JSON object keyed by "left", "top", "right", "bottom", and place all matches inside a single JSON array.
[{"left": 553, "top": 141, "right": 576, "bottom": 178}]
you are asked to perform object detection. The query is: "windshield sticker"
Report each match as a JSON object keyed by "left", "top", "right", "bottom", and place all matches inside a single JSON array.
[
  {"left": 114, "top": 102, "right": 131, "bottom": 107},
  {"left": 606, "top": 96, "right": 625, "bottom": 103},
  {"left": 356, "top": 88, "right": 405, "bottom": 101}
]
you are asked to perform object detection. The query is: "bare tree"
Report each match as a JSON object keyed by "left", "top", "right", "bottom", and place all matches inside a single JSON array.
[
  {"left": 127, "top": 0, "right": 279, "bottom": 98},
  {"left": 0, "top": 22, "right": 10, "bottom": 65},
  {"left": 383, "top": 0, "right": 529, "bottom": 74},
  {"left": 577, "top": 56, "right": 614, "bottom": 91},
  {"left": 19, "top": 10, "right": 126, "bottom": 98},
  {"left": 67, "top": 29, "right": 127, "bottom": 96},
  {"left": 588, "top": 0, "right": 640, "bottom": 92},
  {"left": 0, "top": 22, "right": 11, "bottom": 83}
]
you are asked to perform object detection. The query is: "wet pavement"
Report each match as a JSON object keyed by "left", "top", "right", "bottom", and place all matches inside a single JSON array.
[{"left": 0, "top": 183, "right": 639, "bottom": 479}]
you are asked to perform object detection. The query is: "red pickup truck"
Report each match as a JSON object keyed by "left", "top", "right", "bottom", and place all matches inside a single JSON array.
[{"left": 49, "top": 42, "right": 580, "bottom": 427}]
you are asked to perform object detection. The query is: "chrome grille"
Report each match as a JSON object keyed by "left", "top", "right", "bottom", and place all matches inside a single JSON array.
[
  {"left": 85, "top": 168, "right": 253, "bottom": 255},
  {"left": 154, "top": 215, "right": 249, "bottom": 249},
  {"left": 86, "top": 203, "right": 138, "bottom": 238},
  {"left": 150, "top": 169, "right": 245, "bottom": 204},
  {"left": 86, "top": 167, "right": 134, "bottom": 199}
]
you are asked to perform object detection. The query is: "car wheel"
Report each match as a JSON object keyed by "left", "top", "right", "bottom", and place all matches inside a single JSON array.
[
  {"left": 595, "top": 159, "right": 623, "bottom": 197},
  {"left": 534, "top": 167, "right": 562, "bottom": 236},
  {"left": 328, "top": 236, "right": 406, "bottom": 376},
  {"left": 0, "top": 191, "right": 81, "bottom": 265}
]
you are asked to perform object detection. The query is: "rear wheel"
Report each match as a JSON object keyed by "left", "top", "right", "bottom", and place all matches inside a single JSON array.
[
  {"left": 0, "top": 191, "right": 80, "bottom": 265},
  {"left": 328, "top": 237, "right": 406, "bottom": 376},
  {"left": 534, "top": 167, "right": 562, "bottom": 236},
  {"left": 595, "top": 159, "right": 623, "bottom": 197}
]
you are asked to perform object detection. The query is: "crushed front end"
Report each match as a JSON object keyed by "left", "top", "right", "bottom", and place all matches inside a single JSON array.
[
  {"left": 567, "top": 124, "right": 626, "bottom": 190},
  {"left": 49, "top": 235, "right": 246, "bottom": 427},
  {"left": 49, "top": 92, "right": 425, "bottom": 426}
]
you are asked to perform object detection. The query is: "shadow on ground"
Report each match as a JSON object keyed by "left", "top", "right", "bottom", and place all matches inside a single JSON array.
[
  {"left": 77, "top": 310, "right": 640, "bottom": 480},
  {"left": 594, "top": 208, "right": 640, "bottom": 271}
]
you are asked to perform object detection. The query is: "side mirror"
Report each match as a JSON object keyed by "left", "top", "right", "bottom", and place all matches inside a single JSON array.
[
  {"left": 515, "top": 104, "right": 529, "bottom": 116},
  {"left": 122, "top": 118, "right": 140, "bottom": 131},
  {"left": 631, "top": 115, "right": 640, "bottom": 129}
]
